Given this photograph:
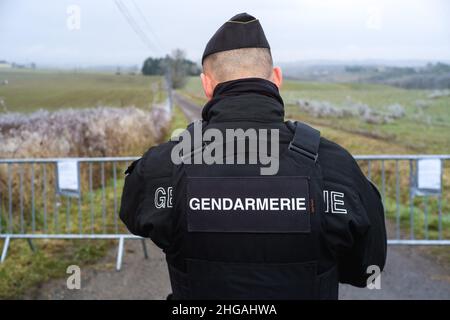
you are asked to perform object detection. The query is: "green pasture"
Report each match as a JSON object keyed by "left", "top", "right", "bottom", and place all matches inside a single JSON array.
[{"left": 0, "top": 69, "right": 165, "bottom": 113}]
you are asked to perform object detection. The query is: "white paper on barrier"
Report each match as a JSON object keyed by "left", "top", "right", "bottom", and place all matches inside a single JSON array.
[
  {"left": 57, "top": 160, "right": 79, "bottom": 192},
  {"left": 417, "top": 159, "right": 441, "bottom": 190}
]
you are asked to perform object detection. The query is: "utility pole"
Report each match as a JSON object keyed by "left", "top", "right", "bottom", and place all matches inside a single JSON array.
[{"left": 165, "top": 63, "right": 173, "bottom": 112}]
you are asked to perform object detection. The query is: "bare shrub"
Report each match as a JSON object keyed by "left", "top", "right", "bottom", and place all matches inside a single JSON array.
[
  {"left": 415, "top": 100, "right": 430, "bottom": 109},
  {"left": 0, "top": 105, "right": 170, "bottom": 159},
  {"left": 428, "top": 89, "right": 450, "bottom": 99},
  {"left": 297, "top": 98, "right": 396, "bottom": 124},
  {"left": 386, "top": 104, "right": 405, "bottom": 119},
  {"left": 361, "top": 112, "right": 390, "bottom": 124},
  {"left": 297, "top": 99, "right": 357, "bottom": 118},
  {"left": 353, "top": 102, "right": 372, "bottom": 116}
]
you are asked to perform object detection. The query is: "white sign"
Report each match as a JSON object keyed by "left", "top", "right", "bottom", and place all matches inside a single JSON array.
[
  {"left": 417, "top": 159, "right": 441, "bottom": 191},
  {"left": 57, "top": 160, "right": 79, "bottom": 195}
]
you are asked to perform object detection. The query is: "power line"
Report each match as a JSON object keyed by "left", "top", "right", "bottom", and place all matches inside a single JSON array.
[
  {"left": 114, "top": 0, "right": 159, "bottom": 53},
  {"left": 114, "top": 0, "right": 171, "bottom": 91},
  {"left": 130, "top": 0, "right": 165, "bottom": 54},
  {"left": 115, "top": 0, "right": 154, "bottom": 50}
]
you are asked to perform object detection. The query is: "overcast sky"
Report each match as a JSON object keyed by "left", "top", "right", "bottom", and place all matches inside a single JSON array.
[{"left": 1, "top": 0, "right": 449, "bottom": 67}]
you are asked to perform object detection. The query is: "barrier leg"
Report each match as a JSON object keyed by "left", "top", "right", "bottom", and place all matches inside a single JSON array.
[
  {"left": 1, "top": 236, "right": 11, "bottom": 263},
  {"left": 27, "top": 239, "right": 36, "bottom": 252},
  {"left": 141, "top": 238, "right": 149, "bottom": 260},
  {"left": 116, "top": 236, "right": 125, "bottom": 271}
]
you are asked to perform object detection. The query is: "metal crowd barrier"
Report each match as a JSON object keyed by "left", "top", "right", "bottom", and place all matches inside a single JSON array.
[
  {"left": 0, "top": 155, "right": 449, "bottom": 271},
  {"left": 355, "top": 155, "right": 449, "bottom": 245},
  {"left": 0, "top": 157, "right": 141, "bottom": 270}
]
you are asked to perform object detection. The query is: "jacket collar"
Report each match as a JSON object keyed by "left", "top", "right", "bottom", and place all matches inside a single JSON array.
[{"left": 201, "top": 77, "right": 285, "bottom": 123}]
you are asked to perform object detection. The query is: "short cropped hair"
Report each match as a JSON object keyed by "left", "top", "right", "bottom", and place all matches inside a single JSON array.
[{"left": 202, "top": 48, "right": 273, "bottom": 83}]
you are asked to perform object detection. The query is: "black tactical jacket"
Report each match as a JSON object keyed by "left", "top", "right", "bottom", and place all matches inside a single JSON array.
[{"left": 120, "top": 78, "right": 387, "bottom": 294}]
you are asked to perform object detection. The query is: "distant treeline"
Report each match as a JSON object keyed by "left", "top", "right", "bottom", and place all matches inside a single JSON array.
[
  {"left": 141, "top": 49, "right": 201, "bottom": 88},
  {"left": 346, "top": 62, "right": 450, "bottom": 89},
  {"left": 284, "top": 62, "right": 450, "bottom": 90},
  {"left": 142, "top": 54, "right": 200, "bottom": 77}
]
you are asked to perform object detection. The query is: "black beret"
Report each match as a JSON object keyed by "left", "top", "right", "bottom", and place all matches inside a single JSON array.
[{"left": 202, "top": 13, "right": 271, "bottom": 64}]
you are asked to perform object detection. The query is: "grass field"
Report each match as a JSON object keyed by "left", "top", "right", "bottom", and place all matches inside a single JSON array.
[
  {"left": 282, "top": 81, "right": 450, "bottom": 154},
  {"left": 182, "top": 77, "right": 450, "bottom": 154},
  {"left": 0, "top": 69, "right": 165, "bottom": 113}
]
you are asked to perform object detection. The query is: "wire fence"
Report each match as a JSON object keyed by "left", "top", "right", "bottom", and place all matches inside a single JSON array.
[{"left": 0, "top": 155, "right": 449, "bottom": 270}]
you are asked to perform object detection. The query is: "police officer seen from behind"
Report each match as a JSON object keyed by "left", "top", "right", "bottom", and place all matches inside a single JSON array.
[{"left": 120, "top": 13, "right": 387, "bottom": 300}]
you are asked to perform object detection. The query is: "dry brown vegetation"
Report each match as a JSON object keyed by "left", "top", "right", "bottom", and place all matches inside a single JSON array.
[
  {"left": 0, "top": 103, "right": 172, "bottom": 233},
  {"left": 0, "top": 105, "right": 170, "bottom": 159}
]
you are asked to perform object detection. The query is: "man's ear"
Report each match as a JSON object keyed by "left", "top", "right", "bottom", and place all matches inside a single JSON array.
[
  {"left": 272, "top": 67, "right": 283, "bottom": 89},
  {"left": 200, "top": 73, "right": 215, "bottom": 100}
]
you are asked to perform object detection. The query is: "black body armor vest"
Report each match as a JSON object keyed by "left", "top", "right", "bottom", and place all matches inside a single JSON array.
[{"left": 166, "top": 120, "right": 339, "bottom": 299}]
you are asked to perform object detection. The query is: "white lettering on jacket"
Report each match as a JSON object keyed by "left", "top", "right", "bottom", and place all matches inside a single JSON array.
[
  {"left": 323, "top": 190, "right": 347, "bottom": 214},
  {"left": 189, "top": 197, "right": 307, "bottom": 212},
  {"left": 154, "top": 187, "right": 173, "bottom": 209}
]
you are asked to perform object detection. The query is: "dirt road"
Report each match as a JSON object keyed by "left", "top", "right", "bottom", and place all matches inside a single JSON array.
[
  {"left": 27, "top": 238, "right": 450, "bottom": 300},
  {"left": 174, "top": 93, "right": 203, "bottom": 121},
  {"left": 26, "top": 94, "right": 450, "bottom": 300}
]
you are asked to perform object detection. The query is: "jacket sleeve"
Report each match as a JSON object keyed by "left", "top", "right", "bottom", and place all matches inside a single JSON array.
[
  {"left": 119, "top": 143, "right": 175, "bottom": 250},
  {"left": 336, "top": 173, "right": 387, "bottom": 287},
  {"left": 321, "top": 142, "right": 387, "bottom": 287}
]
